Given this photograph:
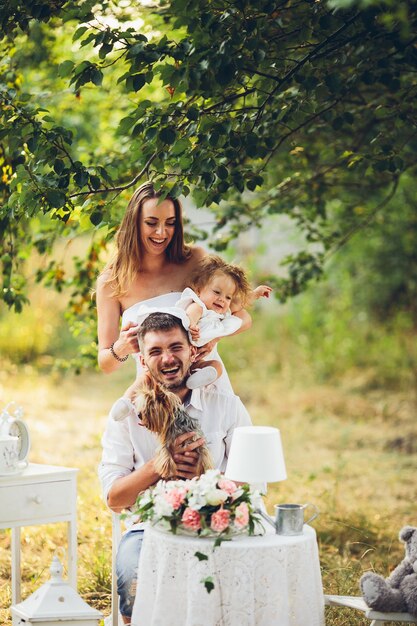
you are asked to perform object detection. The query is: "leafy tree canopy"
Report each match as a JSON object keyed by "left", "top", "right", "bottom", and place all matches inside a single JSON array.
[{"left": 1, "top": 0, "right": 416, "bottom": 327}]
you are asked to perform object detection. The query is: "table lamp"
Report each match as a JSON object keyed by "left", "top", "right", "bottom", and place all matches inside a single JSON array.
[{"left": 225, "top": 425, "right": 287, "bottom": 530}]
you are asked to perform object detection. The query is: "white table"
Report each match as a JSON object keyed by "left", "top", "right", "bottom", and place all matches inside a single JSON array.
[
  {"left": 132, "top": 524, "right": 325, "bottom": 626},
  {"left": 0, "top": 462, "right": 78, "bottom": 603}
]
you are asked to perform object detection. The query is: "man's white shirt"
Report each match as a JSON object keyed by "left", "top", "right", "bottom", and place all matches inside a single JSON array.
[{"left": 99, "top": 385, "right": 252, "bottom": 509}]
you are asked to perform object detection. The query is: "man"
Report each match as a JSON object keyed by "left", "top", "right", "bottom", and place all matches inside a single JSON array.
[{"left": 99, "top": 312, "right": 252, "bottom": 624}]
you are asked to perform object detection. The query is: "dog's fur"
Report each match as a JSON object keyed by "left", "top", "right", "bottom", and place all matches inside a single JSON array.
[{"left": 134, "top": 380, "right": 213, "bottom": 479}]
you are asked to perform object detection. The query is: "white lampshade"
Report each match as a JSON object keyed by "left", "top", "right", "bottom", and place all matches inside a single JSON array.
[{"left": 225, "top": 426, "right": 287, "bottom": 483}]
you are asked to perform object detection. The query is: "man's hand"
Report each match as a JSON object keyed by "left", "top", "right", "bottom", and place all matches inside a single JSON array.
[{"left": 172, "top": 432, "right": 205, "bottom": 479}]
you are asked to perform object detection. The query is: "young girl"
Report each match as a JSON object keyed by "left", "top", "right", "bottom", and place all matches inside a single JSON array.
[{"left": 110, "top": 255, "right": 271, "bottom": 420}]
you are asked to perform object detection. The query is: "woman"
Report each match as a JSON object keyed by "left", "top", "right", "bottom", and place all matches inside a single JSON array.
[{"left": 96, "top": 181, "right": 250, "bottom": 391}]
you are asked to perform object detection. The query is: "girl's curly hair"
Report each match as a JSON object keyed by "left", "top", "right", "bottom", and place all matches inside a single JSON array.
[{"left": 188, "top": 255, "right": 252, "bottom": 307}]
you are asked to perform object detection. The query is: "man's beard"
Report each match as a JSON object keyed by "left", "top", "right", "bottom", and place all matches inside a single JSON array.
[
  {"left": 149, "top": 365, "right": 190, "bottom": 391},
  {"left": 160, "top": 375, "right": 188, "bottom": 391}
]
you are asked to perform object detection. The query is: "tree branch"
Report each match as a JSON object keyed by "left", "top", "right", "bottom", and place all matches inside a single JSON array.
[{"left": 69, "top": 151, "right": 159, "bottom": 198}]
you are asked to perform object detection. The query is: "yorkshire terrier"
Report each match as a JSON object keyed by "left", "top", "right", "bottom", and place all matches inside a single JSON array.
[{"left": 135, "top": 380, "right": 213, "bottom": 479}]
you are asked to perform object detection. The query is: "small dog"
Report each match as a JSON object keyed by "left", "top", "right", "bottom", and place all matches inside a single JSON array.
[{"left": 135, "top": 380, "right": 213, "bottom": 479}]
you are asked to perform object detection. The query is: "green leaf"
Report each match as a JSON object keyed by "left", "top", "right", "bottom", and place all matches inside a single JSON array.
[
  {"left": 73, "top": 26, "right": 88, "bottom": 41},
  {"left": 172, "top": 138, "right": 191, "bottom": 156},
  {"left": 99, "top": 43, "right": 113, "bottom": 59},
  {"left": 132, "top": 73, "right": 146, "bottom": 92},
  {"left": 74, "top": 170, "right": 89, "bottom": 187},
  {"left": 58, "top": 60, "right": 75, "bottom": 78},
  {"left": 90, "top": 211, "right": 103, "bottom": 226},
  {"left": 201, "top": 577, "right": 215, "bottom": 593},
  {"left": 90, "top": 175, "right": 101, "bottom": 190},
  {"left": 187, "top": 106, "right": 200, "bottom": 121},
  {"left": 159, "top": 127, "right": 177, "bottom": 145},
  {"left": 254, "top": 49, "right": 266, "bottom": 64},
  {"left": 44, "top": 189, "right": 66, "bottom": 208},
  {"left": 216, "top": 165, "right": 228, "bottom": 180},
  {"left": 53, "top": 159, "right": 65, "bottom": 175},
  {"left": 213, "top": 536, "right": 231, "bottom": 548},
  {"left": 194, "top": 551, "right": 208, "bottom": 561},
  {"left": 215, "top": 62, "right": 236, "bottom": 86},
  {"left": 246, "top": 175, "right": 263, "bottom": 191},
  {"left": 146, "top": 126, "right": 158, "bottom": 140},
  {"left": 91, "top": 68, "right": 103, "bottom": 86},
  {"left": 324, "top": 73, "right": 342, "bottom": 92}
]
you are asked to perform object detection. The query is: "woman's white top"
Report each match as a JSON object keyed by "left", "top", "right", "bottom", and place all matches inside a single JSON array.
[
  {"left": 121, "top": 292, "right": 233, "bottom": 392},
  {"left": 175, "top": 288, "right": 242, "bottom": 347}
]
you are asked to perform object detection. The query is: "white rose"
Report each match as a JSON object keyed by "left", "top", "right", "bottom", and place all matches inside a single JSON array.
[
  {"left": 187, "top": 491, "right": 206, "bottom": 510},
  {"left": 154, "top": 495, "right": 174, "bottom": 518},
  {"left": 206, "top": 489, "right": 228, "bottom": 506}
]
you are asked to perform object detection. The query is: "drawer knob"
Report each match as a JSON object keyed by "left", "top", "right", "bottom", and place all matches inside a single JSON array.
[{"left": 32, "top": 495, "right": 42, "bottom": 504}]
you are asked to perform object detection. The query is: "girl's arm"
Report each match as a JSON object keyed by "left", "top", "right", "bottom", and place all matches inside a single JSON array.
[
  {"left": 249, "top": 284, "right": 272, "bottom": 303},
  {"left": 186, "top": 301, "right": 204, "bottom": 327},
  {"left": 185, "top": 301, "right": 204, "bottom": 342},
  {"left": 231, "top": 285, "right": 272, "bottom": 312},
  {"left": 96, "top": 273, "right": 139, "bottom": 373}
]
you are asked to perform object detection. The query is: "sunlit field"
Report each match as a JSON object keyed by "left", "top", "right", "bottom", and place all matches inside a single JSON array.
[{"left": 1, "top": 297, "right": 416, "bottom": 625}]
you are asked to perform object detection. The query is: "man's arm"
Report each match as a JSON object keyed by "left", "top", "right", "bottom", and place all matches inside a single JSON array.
[
  {"left": 102, "top": 430, "right": 206, "bottom": 513},
  {"left": 107, "top": 460, "right": 160, "bottom": 512},
  {"left": 224, "top": 394, "right": 253, "bottom": 457}
]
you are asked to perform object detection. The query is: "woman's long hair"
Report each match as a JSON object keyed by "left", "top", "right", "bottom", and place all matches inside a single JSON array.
[{"left": 104, "top": 182, "right": 191, "bottom": 297}]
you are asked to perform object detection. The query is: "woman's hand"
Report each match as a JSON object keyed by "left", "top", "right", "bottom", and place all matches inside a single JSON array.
[
  {"left": 113, "top": 321, "right": 139, "bottom": 357},
  {"left": 196, "top": 338, "right": 219, "bottom": 360}
]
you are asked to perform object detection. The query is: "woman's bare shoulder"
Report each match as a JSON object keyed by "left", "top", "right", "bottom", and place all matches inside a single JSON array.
[
  {"left": 189, "top": 245, "right": 207, "bottom": 264},
  {"left": 96, "top": 270, "right": 113, "bottom": 296}
]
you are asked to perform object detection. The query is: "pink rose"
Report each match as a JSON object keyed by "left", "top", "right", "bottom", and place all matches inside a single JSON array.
[
  {"left": 181, "top": 508, "right": 202, "bottom": 531},
  {"left": 218, "top": 478, "right": 238, "bottom": 496},
  {"left": 210, "top": 508, "right": 231, "bottom": 533},
  {"left": 164, "top": 488, "right": 186, "bottom": 510},
  {"left": 234, "top": 502, "right": 249, "bottom": 529}
]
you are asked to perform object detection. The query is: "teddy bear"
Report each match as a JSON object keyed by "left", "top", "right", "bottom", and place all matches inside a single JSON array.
[{"left": 360, "top": 525, "right": 417, "bottom": 617}]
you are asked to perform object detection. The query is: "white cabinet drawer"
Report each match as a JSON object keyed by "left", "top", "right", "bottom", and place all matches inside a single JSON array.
[{"left": 0, "top": 480, "right": 73, "bottom": 524}]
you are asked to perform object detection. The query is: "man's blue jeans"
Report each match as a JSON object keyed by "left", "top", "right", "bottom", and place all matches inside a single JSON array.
[{"left": 116, "top": 529, "right": 144, "bottom": 618}]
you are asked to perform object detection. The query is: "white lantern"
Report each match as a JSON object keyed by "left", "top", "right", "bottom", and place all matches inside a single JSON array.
[{"left": 11, "top": 556, "right": 103, "bottom": 626}]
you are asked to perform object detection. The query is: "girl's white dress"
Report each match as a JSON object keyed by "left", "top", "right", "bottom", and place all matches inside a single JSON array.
[
  {"left": 121, "top": 291, "right": 234, "bottom": 392},
  {"left": 175, "top": 288, "right": 242, "bottom": 347}
]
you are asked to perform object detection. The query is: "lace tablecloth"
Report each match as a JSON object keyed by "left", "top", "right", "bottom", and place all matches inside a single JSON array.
[{"left": 131, "top": 524, "right": 324, "bottom": 626}]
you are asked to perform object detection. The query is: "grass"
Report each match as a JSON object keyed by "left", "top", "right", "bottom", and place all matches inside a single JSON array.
[{"left": 1, "top": 302, "right": 416, "bottom": 625}]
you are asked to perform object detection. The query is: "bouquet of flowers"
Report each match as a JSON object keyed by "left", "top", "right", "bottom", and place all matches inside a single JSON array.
[{"left": 134, "top": 469, "right": 262, "bottom": 539}]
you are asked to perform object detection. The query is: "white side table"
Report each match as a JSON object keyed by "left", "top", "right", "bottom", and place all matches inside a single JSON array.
[{"left": 0, "top": 463, "right": 78, "bottom": 604}]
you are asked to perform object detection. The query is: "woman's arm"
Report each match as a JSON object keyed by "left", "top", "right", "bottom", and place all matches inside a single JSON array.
[{"left": 96, "top": 273, "right": 139, "bottom": 373}]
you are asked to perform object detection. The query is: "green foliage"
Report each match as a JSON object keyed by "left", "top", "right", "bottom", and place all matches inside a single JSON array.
[
  {"left": 201, "top": 576, "right": 215, "bottom": 594},
  {"left": 332, "top": 176, "right": 417, "bottom": 322},
  {"left": 1, "top": 0, "right": 417, "bottom": 362}
]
